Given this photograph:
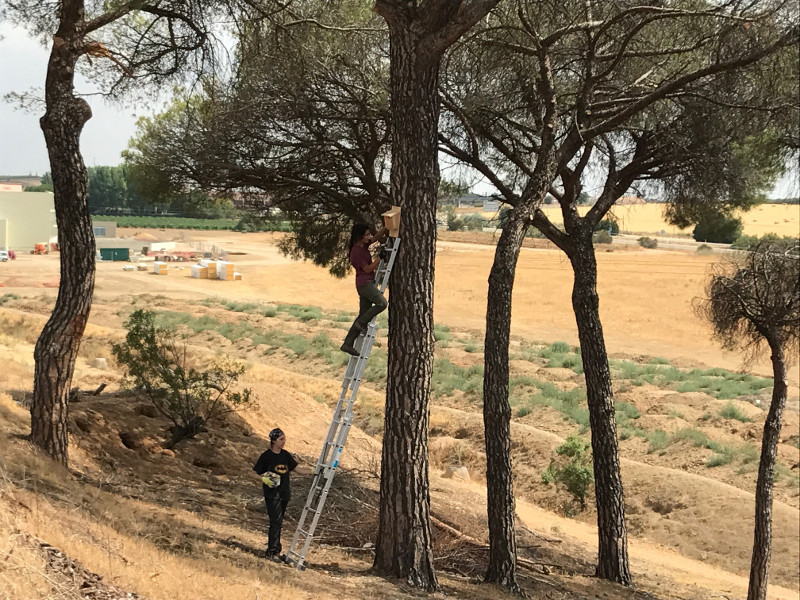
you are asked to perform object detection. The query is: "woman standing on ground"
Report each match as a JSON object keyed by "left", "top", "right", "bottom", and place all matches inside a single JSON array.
[
  {"left": 340, "top": 223, "right": 389, "bottom": 356},
  {"left": 253, "top": 428, "right": 302, "bottom": 562}
]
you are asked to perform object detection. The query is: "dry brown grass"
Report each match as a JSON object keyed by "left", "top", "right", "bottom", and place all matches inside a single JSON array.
[{"left": 1, "top": 231, "right": 799, "bottom": 600}]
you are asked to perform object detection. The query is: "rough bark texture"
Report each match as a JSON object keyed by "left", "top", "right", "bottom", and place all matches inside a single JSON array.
[
  {"left": 568, "top": 234, "right": 631, "bottom": 585},
  {"left": 30, "top": 0, "right": 96, "bottom": 466},
  {"left": 372, "top": 21, "right": 440, "bottom": 591},
  {"left": 747, "top": 340, "right": 788, "bottom": 600},
  {"left": 482, "top": 211, "right": 528, "bottom": 593}
]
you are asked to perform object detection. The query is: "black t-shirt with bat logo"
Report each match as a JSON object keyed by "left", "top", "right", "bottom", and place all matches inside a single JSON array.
[{"left": 253, "top": 449, "right": 298, "bottom": 499}]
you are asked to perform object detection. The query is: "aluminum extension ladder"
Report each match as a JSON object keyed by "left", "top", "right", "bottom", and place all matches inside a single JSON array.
[{"left": 286, "top": 235, "right": 400, "bottom": 570}]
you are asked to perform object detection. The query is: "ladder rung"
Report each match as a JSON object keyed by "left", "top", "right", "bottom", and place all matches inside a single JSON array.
[{"left": 287, "top": 240, "right": 400, "bottom": 570}]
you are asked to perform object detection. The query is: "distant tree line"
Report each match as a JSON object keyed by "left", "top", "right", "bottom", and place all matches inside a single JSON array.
[{"left": 27, "top": 166, "right": 241, "bottom": 219}]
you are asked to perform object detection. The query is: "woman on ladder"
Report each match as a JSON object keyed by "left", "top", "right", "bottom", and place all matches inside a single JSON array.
[{"left": 340, "top": 223, "right": 389, "bottom": 356}]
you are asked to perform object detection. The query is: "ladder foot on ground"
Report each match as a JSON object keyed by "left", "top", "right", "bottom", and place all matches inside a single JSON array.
[{"left": 286, "top": 237, "right": 401, "bottom": 570}]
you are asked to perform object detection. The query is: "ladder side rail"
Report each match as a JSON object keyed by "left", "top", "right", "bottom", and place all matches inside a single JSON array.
[
  {"left": 289, "top": 238, "right": 400, "bottom": 569},
  {"left": 313, "top": 398, "right": 350, "bottom": 473},
  {"left": 292, "top": 447, "right": 349, "bottom": 570},
  {"left": 374, "top": 237, "right": 398, "bottom": 291},
  {"left": 289, "top": 469, "right": 329, "bottom": 553},
  {"left": 377, "top": 237, "right": 400, "bottom": 293}
]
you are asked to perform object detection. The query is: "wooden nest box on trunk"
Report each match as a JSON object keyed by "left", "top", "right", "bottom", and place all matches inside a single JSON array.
[{"left": 382, "top": 205, "right": 402, "bottom": 238}]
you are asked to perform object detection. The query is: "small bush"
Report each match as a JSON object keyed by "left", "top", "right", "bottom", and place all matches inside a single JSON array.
[
  {"left": 595, "top": 218, "right": 619, "bottom": 235},
  {"left": 696, "top": 244, "right": 713, "bottom": 255},
  {"left": 463, "top": 215, "right": 484, "bottom": 231},
  {"left": 278, "top": 304, "right": 322, "bottom": 322},
  {"left": 542, "top": 436, "right": 594, "bottom": 513},
  {"left": 112, "top": 310, "right": 252, "bottom": 448},
  {"left": 547, "top": 341, "right": 572, "bottom": 354},
  {"left": 720, "top": 401, "right": 753, "bottom": 422},
  {"left": 434, "top": 324, "right": 451, "bottom": 342},
  {"left": 638, "top": 236, "right": 658, "bottom": 249},
  {"left": 593, "top": 230, "right": 613, "bottom": 244},
  {"left": 692, "top": 212, "right": 742, "bottom": 244},
  {"left": 0, "top": 293, "right": 20, "bottom": 306},
  {"left": 647, "top": 430, "right": 671, "bottom": 453}
]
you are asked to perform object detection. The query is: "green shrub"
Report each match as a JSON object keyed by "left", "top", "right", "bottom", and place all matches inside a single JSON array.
[
  {"left": 696, "top": 244, "right": 713, "bottom": 255},
  {"left": 547, "top": 341, "right": 572, "bottom": 354},
  {"left": 112, "top": 310, "right": 252, "bottom": 448},
  {"left": 434, "top": 324, "right": 451, "bottom": 342},
  {"left": 593, "top": 230, "right": 613, "bottom": 244},
  {"left": 647, "top": 430, "right": 671, "bottom": 453},
  {"left": 637, "top": 236, "right": 658, "bottom": 249},
  {"left": 277, "top": 304, "right": 322, "bottom": 322},
  {"left": 463, "top": 215, "right": 484, "bottom": 231},
  {"left": 542, "top": 436, "right": 594, "bottom": 513},
  {"left": 0, "top": 293, "right": 20, "bottom": 305},
  {"left": 692, "top": 213, "right": 742, "bottom": 244},
  {"left": 595, "top": 218, "right": 619, "bottom": 235},
  {"left": 444, "top": 206, "right": 463, "bottom": 231},
  {"left": 431, "top": 358, "right": 483, "bottom": 399},
  {"left": 730, "top": 232, "right": 795, "bottom": 251},
  {"left": 720, "top": 401, "right": 753, "bottom": 422}
]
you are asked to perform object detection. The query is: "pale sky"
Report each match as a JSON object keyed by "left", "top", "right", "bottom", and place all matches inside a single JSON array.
[
  {"left": 1, "top": 21, "right": 797, "bottom": 198},
  {"left": 0, "top": 22, "right": 141, "bottom": 177}
]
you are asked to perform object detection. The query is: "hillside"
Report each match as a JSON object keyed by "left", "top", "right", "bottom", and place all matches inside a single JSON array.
[{"left": 0, "top": 232, "right": 798, "bottom": 600}]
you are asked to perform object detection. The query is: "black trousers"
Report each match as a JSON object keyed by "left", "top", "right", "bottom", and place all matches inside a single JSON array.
[{"left": 264, "top": 492, "right": 290, "bottom": 555}]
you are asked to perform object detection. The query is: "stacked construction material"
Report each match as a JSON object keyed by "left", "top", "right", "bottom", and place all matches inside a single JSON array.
[
  {"left": 216, "top": 260, "right": 235, "bottom": 280},
  {"left": 153, "top": 261, "right": 168, "bottom": 275},
  {"left": 200, "top": 259, "right": 217, "bottom": 279},
  {"left": 234, "top": 272, "right": 243, "bottom": 281},
  {"left": 191, "top": 264, "right": 209, "bottom": 279}
]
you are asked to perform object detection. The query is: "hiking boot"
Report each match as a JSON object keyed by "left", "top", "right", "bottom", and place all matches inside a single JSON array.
[
  {"left": 340, "top": 343, "right": 360, "bottom": 357},
  {"left": 266, "top": 552, "right": 283, "bottom": 563}
]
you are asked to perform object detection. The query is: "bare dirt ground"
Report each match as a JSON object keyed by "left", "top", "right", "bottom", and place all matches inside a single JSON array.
[{"left": 1, "top": 227, "right": 799, "bottom": 600}]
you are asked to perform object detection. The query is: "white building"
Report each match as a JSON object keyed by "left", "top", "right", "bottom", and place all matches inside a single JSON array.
[{"left": 0, "top": 192, "right": 58, "bottom": 252}]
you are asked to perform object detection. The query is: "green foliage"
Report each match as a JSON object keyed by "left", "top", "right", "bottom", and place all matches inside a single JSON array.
[
  {"left": 638, "top": 236, "right": 658, "bottom": 249},
  {"left": 608, "top": 360, "right": 772, "bottom": 398},
  {"left": 0, "top": 293, "right": 20, "bottom": 306},
  {"left": 434, "top": 324, "right": 452, "bottom": 342},
  {"left": 692, "top": 212, "right": 743, "bottom": 244},
  {"left": 646, "top": 430, "right": 671, "bottom": 453},
  {"left": 431, "top": 358, "right": 484, "bottom": 400},
  {"left": 593, "top": 230, "right": 613, "bottom": 244},
  {"left": 730, "top": 232, "right": 797, "bottom": 251},
  {"left": 595, "top": 218, "right": 619, "bottom": 235},
  {"left": 25, "top": 183, "right": 54, "bottom": 192},
  {"left": 111, "top": 310, "right": 253, "bottom": 447},
  {"left": 93, "top": 215, "right": 240, "bottom": 230},
  {"left": 277, "top": 304, "right": 323, "bottom": 322},
  {"left": 510, "top": 377, "right": 588, "bottom": 427},
  {"left": 463, "top": 214, "right": 484, "bottom": 231},
  {"left": 542, "top": 436, "right": 594, "bottom": 513},
  {"left": 696, "top": 244, "right": 713, "bottom": 255},
  {"left": 444, "top": 206, "right": 464, "bottom": 231},
  {"left": 720, "top": 401, "right": 753, "bottom": 422},
  {"left": 438, "top": 179, "right": 468, "bottom": 206}
]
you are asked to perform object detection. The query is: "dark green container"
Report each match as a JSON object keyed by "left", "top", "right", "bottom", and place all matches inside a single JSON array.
[{"left": 99, "top": 248, "right": 130, "bottom": 261}]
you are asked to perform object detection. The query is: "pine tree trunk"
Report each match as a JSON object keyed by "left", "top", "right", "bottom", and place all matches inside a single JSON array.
[
  {"left": 747, "top": 340, "right": 787, "bottom": 600},
  {"left": 30, "top": 1, "right": 95, "bottom": 467},
  {"left": 482, "top": 211, "right": 527, "bottom": 593},
  {"left": 372, "top": 22, "right": 439, "bottom": 591},
  {"left": 568, "top": 235, "right": 631, "bottom": 585}
]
